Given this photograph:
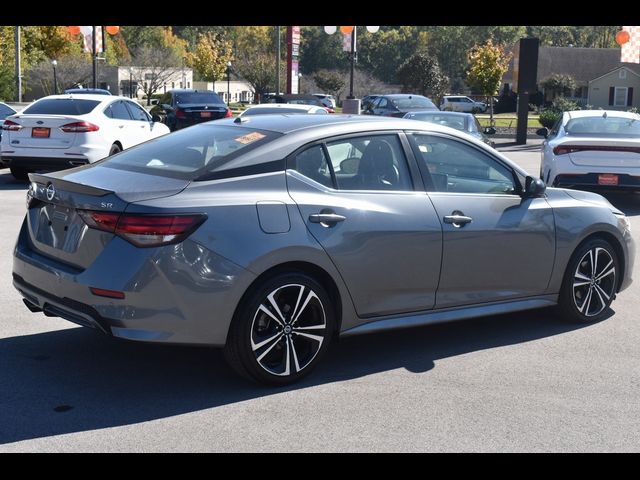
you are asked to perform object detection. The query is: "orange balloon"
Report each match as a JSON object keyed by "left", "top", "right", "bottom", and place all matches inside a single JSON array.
[
  {"left": 616, "top": 30, "right": 630, "bottom": 45},
  {"left": 67, "top": 26, "right": 80, "bottom": 35},
  {"left": 340, "top": 26, "right": 354, "bottom": 34},
  {"left": 105, "top": 25, "right": 120, "bottom": 35}
]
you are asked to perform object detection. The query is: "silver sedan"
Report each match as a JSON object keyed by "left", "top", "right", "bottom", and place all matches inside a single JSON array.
[{"left": 13, "top": 115, "right": 634, "bottom": 385}]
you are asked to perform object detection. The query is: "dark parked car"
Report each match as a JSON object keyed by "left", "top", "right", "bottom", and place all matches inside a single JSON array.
[
  {"left": 64, "top": 88, "right": 112, "bottom": 95},
  {"left": 361, "top": 94, "right": 382, "bottom": 112},
  {"left": 0, "top": 102, "right": 17, "bottom": 144},
  {"left": 151, "top": 89, "right": 231, "bottom": 131},
  {"left": 364, "top": 94, "right": 438, "bottom": 117},
  {"left": 403, "top": 111, "right": 496, "bottom": 147}
]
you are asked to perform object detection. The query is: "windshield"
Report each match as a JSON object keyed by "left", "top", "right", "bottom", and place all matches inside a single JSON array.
[
  {"left": 100, "top": 124, "right": 282, "bottom": 180},
  {"left": 23, "top": 99, "right": 100, "bottom": 115},
  {"left": 406, "top": 113, "right": 467, "bottom": 131},
  {"left": 565, "top": 116, "right": 640, "bottom": 137},
  {"left": 243, "top": 107, "right": 326, "bottom": 116},
  {"left": 175, "top": 92, "right": 223, "bottom": 105},
  {"left": 390, "top": 96, "right": 436, "bottom": 109}
]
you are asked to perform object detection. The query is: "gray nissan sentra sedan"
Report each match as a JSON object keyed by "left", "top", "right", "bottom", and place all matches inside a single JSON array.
[{"left": 13, "top": 115, "right": 634, "bottom": 385}]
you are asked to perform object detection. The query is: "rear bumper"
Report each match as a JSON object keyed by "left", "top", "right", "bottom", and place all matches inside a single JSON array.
[
  {"left": 1, "top": 155, "right": 88, "bottom": 170},
  {"left": 12, "top": 218, "right": 255, "bottom": 346},
  {"left": 553, "top": 173, "right": 640, "bottom": 191}
]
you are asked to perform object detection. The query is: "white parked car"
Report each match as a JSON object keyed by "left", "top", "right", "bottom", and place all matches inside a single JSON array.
[
  {"left": 312, "top": 93, "right": 336, "bottom": 109},
  {"left": 240, "top": 103, "right": 328, "bottom": 117},
  {"left": 0, "top": 94, "right": 170, "bottom": 180},
  {"left": 539, "top": 110, "right": 640, "bottom": 191},
  {"left": 440, "top": 95, "right": 487, "bottom": 113}
]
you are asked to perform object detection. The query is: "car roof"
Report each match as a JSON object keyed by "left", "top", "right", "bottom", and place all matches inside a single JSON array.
[
  {"left": 217, "top": 113, "right": 466, "bottom": 134},
  {"left": 245, "top": 103, "right": 324, "bottom": 111},
  {"left": 31, "top": 94, "right": 141, "bottom": 104},
  {"left": 64, "top": 88, "right": 111, "bottom": 95},
  {"left": 383, "top": 94, "right": 429, "bottom": 99},
  {"left": 407, "top": 110, "right": 471, "bottom": 117}
]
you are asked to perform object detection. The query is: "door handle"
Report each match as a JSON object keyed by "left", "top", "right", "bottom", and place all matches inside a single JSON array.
[
  {"left": 118, "top": 125, "right": 124, "bottom": 128},
  {"left": 309, "top": 213, "right": 346, "bottom": 226},
  {"left": 443, "top": 212, "right": 472, "bottom": 228}
]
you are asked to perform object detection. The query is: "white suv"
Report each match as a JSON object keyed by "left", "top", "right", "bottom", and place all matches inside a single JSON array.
[
  {"left": 313, "top": 94, "right": 336, "bottom": 109},
  {"left": 440, "top": 95, "right": 487, "bottom": 113}
]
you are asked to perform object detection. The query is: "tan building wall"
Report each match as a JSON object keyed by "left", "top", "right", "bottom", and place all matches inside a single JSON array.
[{"left": 588, "top": 67, "right": 640, "bottom": 110}]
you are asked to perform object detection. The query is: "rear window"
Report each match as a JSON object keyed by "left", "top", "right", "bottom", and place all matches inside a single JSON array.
[
  {"left": 175, "top": 92, "right": 223, "bottom": 105},
  {"left": 390, "top": 96, "right": 437, "bottom": 109},
  {"left": 100, "top": 124, "right": 282, "bottom": 180},
  {"left": 22, "top": 99, "right": 100, "bottom": 115},
  {"left": 565, "top": 116, "right": 640, "bottom": 137}
]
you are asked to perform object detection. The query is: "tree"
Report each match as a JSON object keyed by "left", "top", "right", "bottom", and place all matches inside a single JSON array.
[
  {"left": 187, "top": 32, "right": 233, "bottom": 82},
  {"left": 313, "top": 70, "right": 345, "bottom": 97},
  {"left": 540, "top": 73, "right": 577, "bottom": 101},
  {"left": 26, "top": 54, "right": 93, "bottom": 95},
  {"left": 131, "top": 46, "right": 183, "bottom": 105},
  {"left": 231, "top": 26, "right": 279, "bottom": 102},
  {"left": 396, "top": 50, "right": 449, "bottom": 102},
  {"left": 467, "top": 39, "right": 512, "bottom": 125}
]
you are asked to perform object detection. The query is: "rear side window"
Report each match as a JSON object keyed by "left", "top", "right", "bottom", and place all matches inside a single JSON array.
[
  {"left": 0, "top": 104, "right": 15, "bottom": 118},
  {"left": 125, "top": 101, "right": 150, "bottom": 121},
  {"left": 23, "top": 99, "right": 100, "bottom": 115},
  {"left": 292, "top": 145, "right": 333, "bottom": 187},
  {"left": 101, "top": 124, "right": 281, "bottom": 180},
  {"left": 108, "top": 101, "right": 133, "bottom": 120}
]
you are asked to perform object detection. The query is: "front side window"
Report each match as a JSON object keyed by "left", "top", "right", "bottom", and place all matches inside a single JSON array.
[
  {"left": 411, "top": 134, "right": 516, "bottom": 195},
  {"left": 376, "top": 98, "right": 388, "bottom": 109},
  {"left": 325, "top": 134, "right": 412, "bottom": 191}
]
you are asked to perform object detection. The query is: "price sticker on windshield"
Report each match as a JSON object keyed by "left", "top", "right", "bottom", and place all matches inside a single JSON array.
[{"left": 235, "top": 132, "right": 266, "bottom": 144}]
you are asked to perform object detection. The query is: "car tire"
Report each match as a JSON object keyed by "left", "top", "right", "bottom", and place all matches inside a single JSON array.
[
  {"left": 557, "top": 238, "right": 619, "bottom": 323},
  {"left": 109, "top": 144, "right": 122, "bottom": 156},
  {"left": 10, "top": 166, "right": 30, "bottom": 181},
  {"left": 224, "top": 272, "right": 335, "bottom": 386}
]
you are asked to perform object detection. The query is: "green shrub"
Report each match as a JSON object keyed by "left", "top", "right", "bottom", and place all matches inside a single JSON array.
[
  {"left": 539, "top": 109, "right": 561, "bottom": 128},
  {"left": 551, "top": 97, "right": 578, "bottom": 112}
]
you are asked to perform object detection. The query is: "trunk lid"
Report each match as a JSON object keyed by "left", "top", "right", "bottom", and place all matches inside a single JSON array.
[
  {"left": 560, "top": 138, "right": 640, "bottom": 168},
  {"left": 26, "top": 166, "right": 190, "bottom": 269},
  {"left": 5, "top": 114, "right": 87, "bottom": 149},
  {"left": 177, "top": 104, "right": 228, "bottom": 121}
]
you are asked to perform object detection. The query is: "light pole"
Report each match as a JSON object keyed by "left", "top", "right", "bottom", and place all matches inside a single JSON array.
[
  {"left": 323, "top": 26, "right": 379, "bottom": 113},
  {"left": 226, "top": 61, "right": 232, "bottom": 105},
  {"left": 297, "top": 72, "right": 303, "bottom": 94},
  {"left": 51, "top": 59, "right": 58, "bottom": 95}
]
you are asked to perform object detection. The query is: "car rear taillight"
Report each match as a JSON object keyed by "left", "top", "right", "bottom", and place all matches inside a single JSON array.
[
  {"left": 175, "top": 108, "right": 186, "bottom": 119},
  {"left": 78, "top": 211, "right": 206, "bottom": 247},
  {"left": 1, "top": 120, "right": 22, "bottom": 131},
  {"left": 324, "top": 107, "right": 335, "bottom": 114},
  {"left": 60, "top": 121, "right": 100, "bottom": 133},
  {"left": 225, "top": 108, "right": 233, "bottom": 118},
  {"left": 553, "top": 144, "right": 640, "bottom": 155}
]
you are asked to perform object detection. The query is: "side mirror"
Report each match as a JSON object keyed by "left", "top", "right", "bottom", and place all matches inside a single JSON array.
[
  {"left": 151, "top": 113, "right": 161, "bottom": 122},
  {"left": 484, "top": 126, "right": 496, "bottom": 135},
  {"left": 536, "top": 127, "right": 548, "bottom": 138},
  {"left": 160, "top": 104, "right": 173, "bottom": 112},
  {"left": 523, "top": 175, "right": 546, "bottom": 197}
]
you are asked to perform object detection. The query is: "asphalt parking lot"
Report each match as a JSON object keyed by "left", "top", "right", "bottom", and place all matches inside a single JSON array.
[{"left": 1, "top": 140, "right": 639, "bottom": 452}]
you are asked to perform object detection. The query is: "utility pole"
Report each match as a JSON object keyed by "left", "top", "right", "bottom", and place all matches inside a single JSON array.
[
  {"left": 276, "top": 26, "right": 281, "bottom": 96},
  {"left": 15, "top": 26, "right": 21, "bottom": 102},
  {"left": 92, "top": 25, "right": 98, "bottom": 89}
]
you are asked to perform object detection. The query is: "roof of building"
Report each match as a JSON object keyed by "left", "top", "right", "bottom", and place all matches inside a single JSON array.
[{"left": 505, "top": 46, "right": 640, "bottom": 86}]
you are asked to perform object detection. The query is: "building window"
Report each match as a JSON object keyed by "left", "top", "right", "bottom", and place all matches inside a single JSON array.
[
  {"left": 187, "top": 82, "right": 190, "bottom": 88},
  {"left": 172, "top": 82, "right": 175, "bottom": 88},
  {"left": 615, "top": 87, "right": 628, "bottom": 107},
  {"left": 619, "top": 69, "right": 627, "bottom": 79}
]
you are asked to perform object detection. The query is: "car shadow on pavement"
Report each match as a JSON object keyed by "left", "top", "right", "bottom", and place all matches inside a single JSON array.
[
  {"left": 0, "top": 308, "right": 596, "bottom": 445},
  {"left": 0, "top": 171, "right": 28, "bottom": 191}
]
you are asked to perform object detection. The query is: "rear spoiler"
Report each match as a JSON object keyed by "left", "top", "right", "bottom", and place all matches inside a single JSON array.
[{"left": 28, "top": 172, "right": 113, "bottom": 197}]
